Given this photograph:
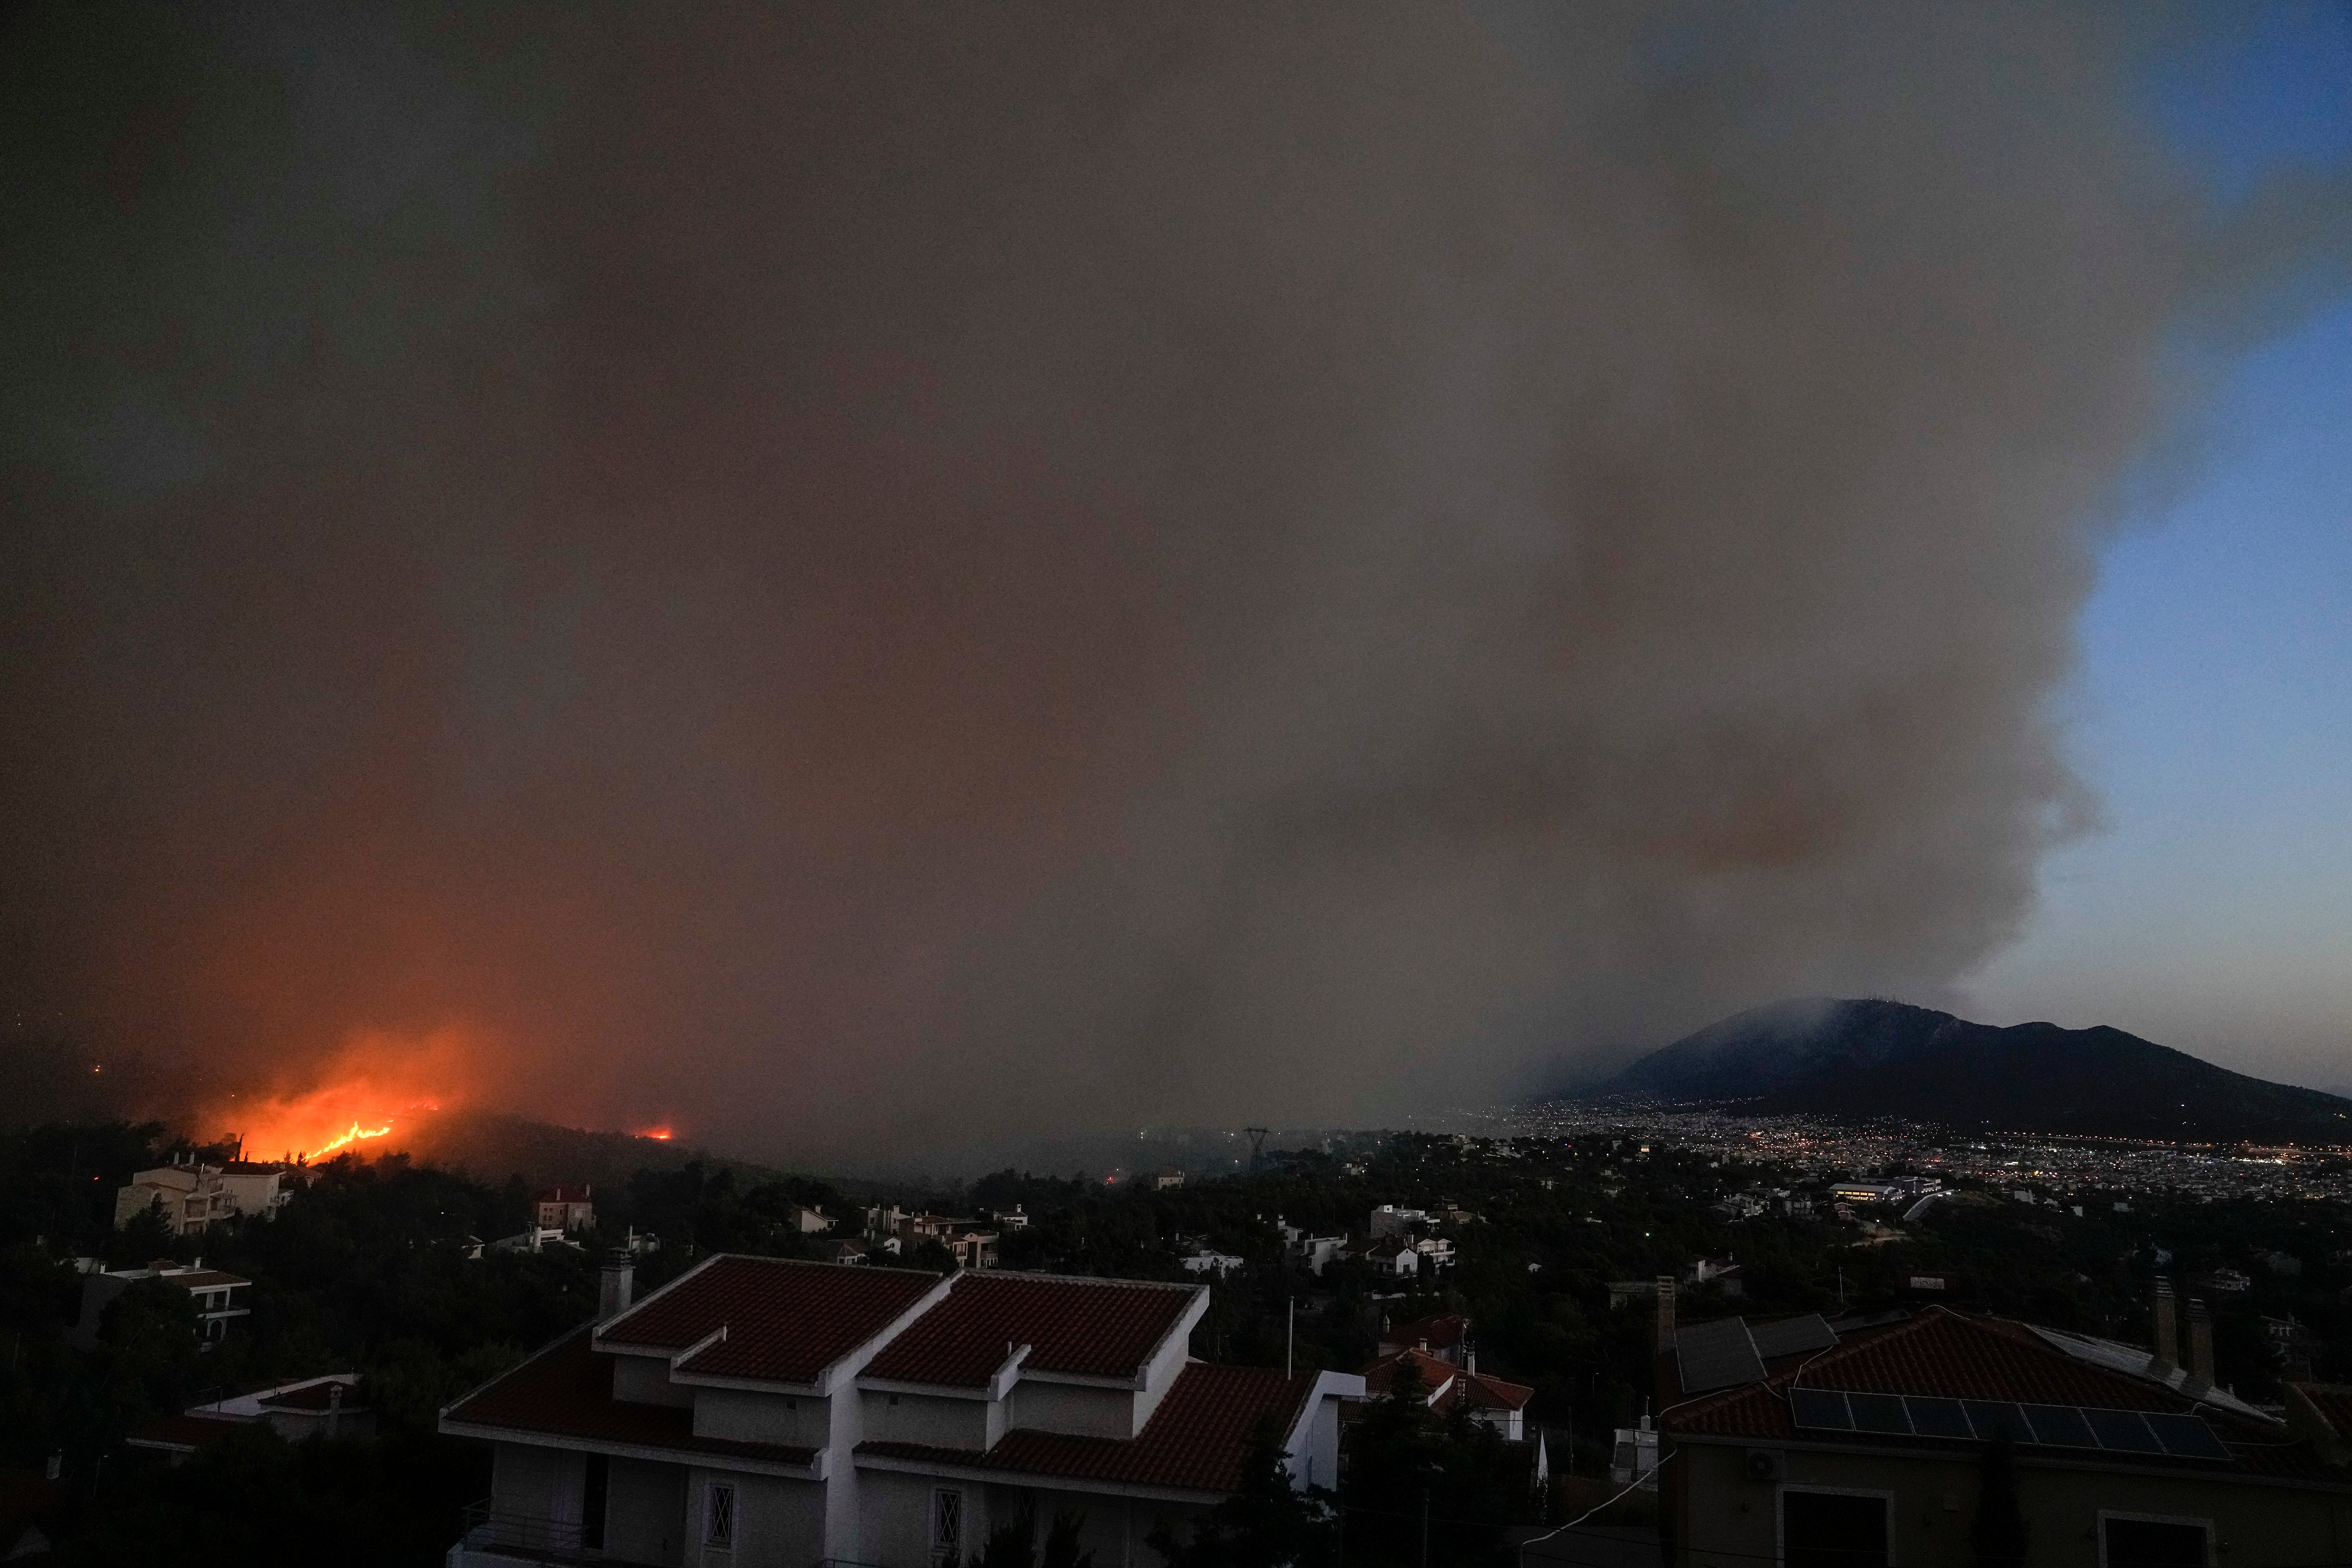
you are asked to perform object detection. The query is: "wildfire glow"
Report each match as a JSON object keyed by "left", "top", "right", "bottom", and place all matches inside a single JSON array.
[
  {"left": 222, "top": 1026, "right": 472, "bottom": 1163},
  {"left": 636, "top": 1127, "right": 674, "bottom": 1141},
  {"left": 307, "top": 1120, "right": 398, "bottom": 1158}
]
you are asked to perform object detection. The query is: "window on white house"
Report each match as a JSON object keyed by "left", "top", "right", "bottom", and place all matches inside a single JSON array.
[
  {"left": 2104, "top": 1516, "right": 2209, "bottom": 1568},
  {"left": 931, "top": 1488, "right": 963, "bottom": 1561},
  {"left": 705, "top": 1482, "right": 736, "bottom": 1548},
  {"left": 1782, "top": 1489, "right": 1888, "bottom": 1568}
]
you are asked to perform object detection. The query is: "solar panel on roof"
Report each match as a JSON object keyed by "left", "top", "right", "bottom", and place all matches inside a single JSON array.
[
  {"left": 1749, "top": 1314, "right": 1838, "bottom": 1360},
  {"left": 1906, "top": 1397, "right": 1972, "bottom": 1439},
  {"left": 2144, "top": 1413, "right": 2232, "bottom": 1460},
  {"left": 1848, "top": 1393, "right": 1912, "bottom": 1435},
  {"left": 1964, "top": 1400, "right": 2028, "bottom": 1440},
  {"left": 1790, "top": 1388, "right": 1853, "bottom": 1429},
  {"left": 1676, "top": 1318, "right": 1768, "bottom": 1393},
  {"left": 2084, "top": 1409, "right": 2164, "bottom": 1454},
  {"left": 2022, "top": 1404, "right": 2099, "bottom": 1449}
]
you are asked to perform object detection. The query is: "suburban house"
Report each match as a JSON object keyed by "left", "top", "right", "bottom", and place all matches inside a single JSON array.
[
  {"left": 70, "top": 1258, "right": 251, "bottom": 1348},
  {"left": 1378, "top": 1312, "right": 1471, "bottom": 1367},
  {"left": 536, "top": 1187, "right": 597, "bottom": 1233},
  {"left": 1362, "top": 1346, "right": 1534, "bottom": 1442},
  {"left": 1177, "top": 1250, "right": 1244, "bottom": 1278},
  {"left": 113, "top": 1158, "right": 293, "bottom": 1234},
  {"left": 1277, "top": 1220, "right": 1346, "bottom": 1276},
  {"left": 863, "top": 1208, "right": 1001, "bottom": 1270},
  {"left": 1362, "top": 1237, "right": 1418, "bottom": 1278},
  {"left": 1653, "top": 1278, "right": 2352, "bottom": 1568},
  {"left": 779, "top": 1204, "right": 833, "bottom": 1235},
  {"left": 127, "top": 1373, "right": 373, "bottom": 1460},
  {"left": 439, "top": 1254, "right": 1361, "bottom": 1568}
]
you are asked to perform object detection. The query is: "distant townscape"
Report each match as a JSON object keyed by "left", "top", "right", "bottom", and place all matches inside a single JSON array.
[{"left": 9, "top": 1003, "right": 2352, "bottom": 1564}]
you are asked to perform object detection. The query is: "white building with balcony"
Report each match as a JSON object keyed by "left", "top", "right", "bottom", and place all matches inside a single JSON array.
[{"left": 439, "top": 1255, "right": 1358, "bottom": 1568}]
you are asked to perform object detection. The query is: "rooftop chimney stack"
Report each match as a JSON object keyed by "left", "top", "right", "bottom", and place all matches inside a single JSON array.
[
  {"left": 2186, "top": 1297, "right": 2215, "bottom": 1395},
  {"left": 2148, "top": 1277, "right": 2179, "bottom": 1381},
  {"left": 1656, "top": 1275, "right": 1677, "bottom": 1354},
  {"left": 598, "top": 1251, "right": 635, "bottom": 1323}
]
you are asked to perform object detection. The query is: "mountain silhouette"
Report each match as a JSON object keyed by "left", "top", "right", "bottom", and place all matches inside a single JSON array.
[{"left": 1578, "top": 998, "right": 2352, "bottom": 1143}]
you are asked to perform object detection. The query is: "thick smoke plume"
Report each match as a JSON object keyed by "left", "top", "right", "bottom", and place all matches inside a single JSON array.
[{"left": 1, "top": 3, "right": 2339, "bottom": 1159}]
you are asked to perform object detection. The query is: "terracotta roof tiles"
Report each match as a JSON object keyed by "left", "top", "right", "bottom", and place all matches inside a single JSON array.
[
  {"left": 863, "top": 1272, "right": 1198, "bottom": 1389},
  {"left": 858, "top": 1362, "right": 1312, "bottom": 1496},
  {"left": 444, "top": 1326, "right": 818, "bottom": 1468},
  {"left": 600, "top": 1256, "right": 942, "bottom": 1385}
]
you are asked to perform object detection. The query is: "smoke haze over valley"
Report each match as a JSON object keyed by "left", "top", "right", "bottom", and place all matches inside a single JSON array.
[{"left": 4, "top": 2, "right": 2347, "bottom": 1162}]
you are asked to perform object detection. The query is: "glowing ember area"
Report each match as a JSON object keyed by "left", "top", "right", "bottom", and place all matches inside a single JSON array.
[
  {"left": 222, "top": 1026, "right": 470, "bottom": 1163},
  {"left": 307, "top": 1119, "right": 398, "bottom": 1158},
  {"left": 636, "top": 1127, "right": 674, "bottom": 1141}
]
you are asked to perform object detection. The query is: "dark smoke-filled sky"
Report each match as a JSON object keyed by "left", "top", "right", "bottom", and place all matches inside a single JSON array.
[{"left": 4, "top": 2, "right": 2347, "bottom": 1160}]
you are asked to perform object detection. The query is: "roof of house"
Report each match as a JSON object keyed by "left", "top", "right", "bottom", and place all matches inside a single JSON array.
[
  {"left": 863, "top": 1272, "right": 1199, "bottom": 1388},
  {"left": 444, "top": 1326, "right": 818, "bottom": 1467},
  {"left": 536, "top": 1186, "right": 592, "bottom": 1203},
  {"left": 597, "top": 1256, "right": 941, "bottom": 1385},
  {"left": 1362, "top": 1347, "right": 1457, "bottom": 1403},
  {"left": 164, "top": 1269, "right": 250, "bottom": 1291},
  {"left": 858, "top": 1362, "right": 1313, "bottom": 1496},
  {"left": 258, "top": 1379, "right": 361, "bottom": 1411},
  {"left": 1385, "top": 1313, "right": 1468, "bottom": 1351},
  {"left": 123, "top": 1412, "right": 243, "bottom": 1453},
  {"left": 2294, "top": 1383, "right": 2352, "bottom": 1434},
  {"left": 1361, "top": 1347, "right": 1532, "bottom": 1415},
  {"left": 1665, "top": 1306, "right": 2326, "bottom": 1483}
]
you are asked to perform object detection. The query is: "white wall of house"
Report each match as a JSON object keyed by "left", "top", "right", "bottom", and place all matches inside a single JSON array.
[
  {"left": 862, "top": 1389, "right": 991, "bottom": 1448},
  {"left": 492, "top": 1442, "right": 583, "bottom": 1546},
  {"left": 684, "top": 1467, "right": 824, "bottom": 1568},
  {"left": 691, "top": 1386, "right": 831, "bottom": 1449},
  {"left": 606, "top": 1457, "right": 687, "bottom": 1566},
  {"left": 859, "top": 1469, "right": 994, "bottom": 1568},
  {"left": 613, "top": 1353, "right": 695, "bottom": 1408},
  {"left": 1008, "top": 1379, "right": 1134, "bottom": 1439}
]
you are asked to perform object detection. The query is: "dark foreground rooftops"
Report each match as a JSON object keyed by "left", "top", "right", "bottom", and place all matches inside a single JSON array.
[
  {"left": 859, "top": 1362, "right": 1313, "bottom": 1497},
  {"left": 1666, "top": 1305, "right": 2322, "bottom": 1482},
  {"left": 596, "top": 1254, "right": 944, "bottom": 1386},
  {"left": 444, "top": 1327, "right": 820, "bottom": 1471},
  {"left": 863, "top": 1271, "right": 1201, "bottom": 1389}
]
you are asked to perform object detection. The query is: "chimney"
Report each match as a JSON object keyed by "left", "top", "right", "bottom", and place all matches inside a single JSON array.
[
  {"left": 598, "top": 1251, "right": 635, "bottom": 1322},
  {"left": 44, "top": 1453, "right": 61, "bottom": 1483},
  {"left": 2186, "top": 1298, "right": 2215, "bottom": 1395},
  {"left": 327, "top": 1382, "right": 343, "bottom": 1438},
  {"left": 2148, "top": 1277, "right": 2179, "bottom": 1381},
  {"left": 1656, "top": 1275, "right": 1677, "bottom": 1353}
]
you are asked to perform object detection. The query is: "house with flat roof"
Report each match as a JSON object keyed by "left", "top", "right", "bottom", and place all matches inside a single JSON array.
[
  {"left": 70, "top": 1259, "right": 251, "bottom": 1349},
  {"left": 439, "top": 1254, "right": 1359, "bottom": 1567},
  {"left": 126, "top": 1373, "right": 373, "bottom": 1460},
  {"left": 1653, "top": 1278, "right": 2352, "bottom": 1568},
  {"left": 113, "top": 1158, "right": 294, "bottom": 1235}
]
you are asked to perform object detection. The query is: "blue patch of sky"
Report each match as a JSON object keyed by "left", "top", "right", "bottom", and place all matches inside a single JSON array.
[{"left": 1968, "top": 2, "right": 2352, "bottom": 1083}]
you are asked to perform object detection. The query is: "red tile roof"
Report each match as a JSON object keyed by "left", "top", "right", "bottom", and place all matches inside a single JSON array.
[
  {"left": 600, "top": 1256, "right": 942, "bottom": 1385},
  {"left": 1384, "top": 1313, "right": 1468, "bottom": 1352},
  {"left": 1362, "top": 1348, "right": 1457, "bottom": 1403},
  {"left": 864, "top": 1273, "right": 1200, "bottom": 1388},
  {"left": 125, "top": 1413, "right": 242, "bottom": 1452},
  {"left": 858, "top": 1362, "right": 1313, "bottom": 1496},
  {"left": 1460, "top": 1369, "right": 1534, "bottom": 1413},
  {"left": 1362, "top": 1348, "right": 1532, "bottom": 1414},
  {"left": 258, "top": 1379, "right": 361, "bottom": 1411},
  {"left": 1666, "top": 1308, "right": 2326, "bottom": 1480},
  {"left": 444, "top": 1326, "right": 818, "bottom": 1468},
  {"left": 2293, "top": 1382, "right": 2352, "bottom": 1437}
]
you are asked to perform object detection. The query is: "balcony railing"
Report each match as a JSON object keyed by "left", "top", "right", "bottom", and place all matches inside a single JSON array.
[{"left": 449, "top": 1501, "right": 669, "bottom": 1568}]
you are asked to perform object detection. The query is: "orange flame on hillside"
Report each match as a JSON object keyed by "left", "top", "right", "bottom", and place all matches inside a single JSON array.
[
  {"left": 223, "top": 1027, "right": 472, "bottom": 1163},
  {"left": 636, "top": 1127, "right": 674, "bottom": 1141}
]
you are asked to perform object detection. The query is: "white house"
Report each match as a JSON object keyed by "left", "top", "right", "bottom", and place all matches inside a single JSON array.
[
  {"left": 70, "top": 1259, "right": 251, "bottom": 1348},
  {"left": 128, "top": 1372, "right": 374, "bottom": 1460},
  {"left": 1178, "top": 1250, "right": 1244, "bottom": 1278},
  {"left": 113, "top": 1159, "right": 293, "bottom": 1235},
  {"left": 440, "top": 1255, "right": 1360, "bottom": 1568}
]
